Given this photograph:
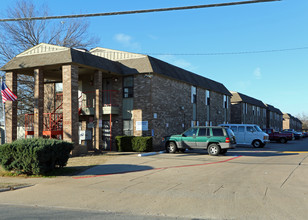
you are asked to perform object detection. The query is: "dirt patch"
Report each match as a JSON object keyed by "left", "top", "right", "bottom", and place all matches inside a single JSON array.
[{"left": 66, "top": 152, "right": 122, "bottom": 167}]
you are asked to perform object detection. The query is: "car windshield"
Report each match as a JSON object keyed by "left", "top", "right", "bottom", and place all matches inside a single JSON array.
[{"left": 254, "top": 126, "right": 262, "bottom": 132}]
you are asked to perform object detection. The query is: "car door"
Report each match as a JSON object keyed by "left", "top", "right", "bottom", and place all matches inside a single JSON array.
[
  {"left": 235, "top": 126, "right": 245, "bottom": 144},
  {"left": 245, "top": 126, "right": 257, "bottom": 144},
  {"left": 182, "top": 127, "right": 198, "bottom": 148},
  {"left": 195, "top": 127, "right": 209, "bottom": 148}
]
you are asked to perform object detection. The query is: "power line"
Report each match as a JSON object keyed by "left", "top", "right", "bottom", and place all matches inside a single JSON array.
[
  {"left": 0, "top": 0, "right": 281, "bottom": 22},
  {"left": 145, "top": 46, "right": 308, "bottom": 56}
]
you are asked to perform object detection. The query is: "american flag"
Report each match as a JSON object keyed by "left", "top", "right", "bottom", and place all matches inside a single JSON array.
[{"left": 1, "top": 81, "right": 17, "bottom": 103}]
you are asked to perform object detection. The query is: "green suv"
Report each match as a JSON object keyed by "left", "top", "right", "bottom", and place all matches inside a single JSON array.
[{"left": 163, "top": 126, "right": 236, "bottom": 156}]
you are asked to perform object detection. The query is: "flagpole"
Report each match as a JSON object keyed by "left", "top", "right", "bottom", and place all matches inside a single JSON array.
[{"left": 1, "top": 77, "right": 6, "bottom": 144}]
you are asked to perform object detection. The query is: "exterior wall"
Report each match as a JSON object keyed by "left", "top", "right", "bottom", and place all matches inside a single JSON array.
[
  {"left": 44, "top": 83, "right": 55, "bottom": 113},
  {"left": 230, "top": 103, "right": 242, "bottom": 124},
  {"left": 230, "top": 102, "right": 267, "bottom": 128},
  {"left": 130, "top": 74, "right": 230, "bottom": 150},
  {"left": 268, "top": 111, "right": 283, "bottom": 131},
  {"left": 283, "top": 117, "right": 290, "bottom": 130},
  {"left": 283, "top": 114, "right": 302, "bottom": 131}
]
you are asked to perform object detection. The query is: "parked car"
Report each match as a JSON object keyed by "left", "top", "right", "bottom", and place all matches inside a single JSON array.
[
  {"left": 219, "top": 124, "right": 269, "bottom": 148},
  {"left": 162, "top": 126, "right": 236, "bottom": 156},
  {"left": 263, "top": 128, "right": 294, "bottom": 143},
  {"left": 281, "top": 130, "right": 302, "bottom": 140}
]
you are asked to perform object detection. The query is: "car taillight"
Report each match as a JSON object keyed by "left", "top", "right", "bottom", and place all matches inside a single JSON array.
[{"left": 225, "top": 137, "right": 230, "bottom": 143}]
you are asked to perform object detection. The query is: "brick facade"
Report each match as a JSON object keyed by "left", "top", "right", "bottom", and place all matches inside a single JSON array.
[
  {"left": 62, "top": 65, "right": 80, "bottom": 155},
  {"left": 132, "top": 74, "right": 231, "bottom": 149},
  {"left": 4, "top": 71, "right": 17, "bottom": 142},
  {"left": 230, "top": 92, "right": 267, "bottom": 129},
  {"left": 283, "top": 113, "right": 302, "bottom": 131}
]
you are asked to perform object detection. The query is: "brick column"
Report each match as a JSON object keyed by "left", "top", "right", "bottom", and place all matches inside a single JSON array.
[
  {"left": 5, "top": 72, "right": 17, "bottom": 143},
  {"left": 94, "top": 70, "right": 103, "bottom": 151},
  {"left": 34, "top": 68, "right": 44, "bottom": 137},
  {"left": 62, "top": 65, "right": 79, "bottom": 153}
]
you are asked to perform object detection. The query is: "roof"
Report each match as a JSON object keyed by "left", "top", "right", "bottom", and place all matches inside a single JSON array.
[
  {"left": 90, "top": 47, "right": 145, "bottom": 61},
  {"left": 1, "top": 43, "right": 231, "bottom": 96},
  {"left": 230, "top": 92, "right": 267, "bottom": 108},
  {"left": 0, "top": 44, "right": 120, "bottom": 74},
  {"left": 117, "top": 56, "right": 231, "bottom": 96},
  {"left": 265, "top": 104, "right": 283, "bottom": 115}
]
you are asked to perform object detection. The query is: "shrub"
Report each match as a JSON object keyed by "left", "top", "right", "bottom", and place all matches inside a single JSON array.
[
  {"left": 115, "top": 136, "right": 152, "bottom": 152},
  {"left": 132, "top": 137, "right": 152, "bottom": 152},
  {"left": 0, "top": 138, "right": 74, "bottom": 175},
  {"left": 115, "top": 136, "right": 133, "bottom": 152}
]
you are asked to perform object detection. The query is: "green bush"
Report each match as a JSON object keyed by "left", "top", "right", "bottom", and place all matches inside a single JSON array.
[
  {"left": 0, "top": 138, "right": 74, "bottom": 175},
  {"left": 115, "top": 136, "right": 134, "bottom": 152},
  {"left": 132, "top": 137, "right": 152, "bottom": 152},
  {"left": 115, "top": 136, "right": 152, "bottom": 152}
]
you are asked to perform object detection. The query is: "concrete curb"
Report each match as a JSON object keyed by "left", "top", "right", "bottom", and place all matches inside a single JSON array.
[
  {"left": 138, "top": 151, "right": 165, "bottom": 157},
  {"left": 0, "top": 185, "right": 34, "bottom": 193}
]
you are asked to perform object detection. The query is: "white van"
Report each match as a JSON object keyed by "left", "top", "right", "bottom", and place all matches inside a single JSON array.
[{"left": 219, "top": 124, "right": 269, "bottom": 148}]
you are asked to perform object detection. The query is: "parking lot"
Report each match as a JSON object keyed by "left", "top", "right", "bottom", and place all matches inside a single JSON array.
[{"left": 0, "top": 139, "right": 308, "bottom": 219}]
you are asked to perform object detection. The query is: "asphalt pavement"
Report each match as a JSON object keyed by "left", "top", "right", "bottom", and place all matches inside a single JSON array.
[{"left": 0, "top": 138, "right": 307, "bottom": 219}]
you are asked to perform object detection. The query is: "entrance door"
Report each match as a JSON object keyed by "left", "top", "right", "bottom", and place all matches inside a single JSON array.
[{"left": 102, "top": 120, "right": 111, "bottom": 150}]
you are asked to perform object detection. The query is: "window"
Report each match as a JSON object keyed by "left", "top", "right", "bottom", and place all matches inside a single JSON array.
[
  {"left": 55, "top": 83, "right": 63, "bottom": 93},
  {"left": 247, "top": 126, "right": 256, "bottom": 132},
  {"left": 183, "top": 128, "right": 198, "bottom": 137},
  {"left": 123, "top": 76, "right": 133, "bottom": 98},
  {"left": 223, "top": 95, "right": 228, "bottom": 109},
  {"left": 253, "top": 106, "right": 255, "bottom": 115},
  {"left": 212, "top": 128, "right": 224, "bottom": 136},
  {"left": 191, "top": 86, "right": 197, "bottom": 103},
  {"left": 231, "top": 126, "right": 238, "bottom": 132},
  {"left": 123, "top": 120, "right": 133, "bottom": 136},
  {"left": 205, "top": 90, "right": 210, "bottom": 106},
  {"left": 238, "top": 126, "right": 245, "bottom": 132},
  {"left": 198, "top": 128, "right": 209, "bottom": 136},
  {"left": 263, "top": 109, "right": 266, "bottom": 118},
  {"left": 257, "top": 107, "right": 260, "bottom": 117},
  {"left": 243, "top": 103, "right": 247, "bottom": 114}
]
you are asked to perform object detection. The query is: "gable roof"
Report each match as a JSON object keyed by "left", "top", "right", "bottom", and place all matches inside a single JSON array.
[
  {"left": 265, "top": 104, "right": 283, "bottom": 115},
  {"left": 230, "top": 92, "right": 267, "bottom": 108},
  {"left": 90, "top": 47, "right": 145, "bottom": 61},
  {"left": 1, "top": 43, "right": 231, "bottom": 95},
  {"left": 0, "top": 44, "right": 120, "bottom": 74}
]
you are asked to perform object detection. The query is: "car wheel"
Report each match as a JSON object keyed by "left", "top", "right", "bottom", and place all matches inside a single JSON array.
[
  {"left": 220, "top": 149, "right": 228, "bottom": 155},
  {"left": 252, "top": 140, "right": 262, "bottom": 148},
  {"left": 166, "top": 142, "right": 177, "bottom": 153},
  {"left": 208, "top": 144, "right": 220, "bottom": 156},
  {"left": 280, "top": 138, "right": 287, "bottom": 144}
]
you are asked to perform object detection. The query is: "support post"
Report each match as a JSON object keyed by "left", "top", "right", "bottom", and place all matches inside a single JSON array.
[
  {"left": 94, "top": 70, "right": 103, "bottom": 151},
  {"left": 62, "top": 65, "right": 79, "bottom": 155},
  {"left": 5, "top": 72, "right": 17, "bottom": 143},
  {"left": 34, "top": 68, "right": 44, "bottom": 137}
]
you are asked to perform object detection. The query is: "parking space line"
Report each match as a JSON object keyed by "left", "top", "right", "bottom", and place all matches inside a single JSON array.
[
  {"left": 280, "top": 151, "right": 308, "bottom": 154},
  {"left": 73, "top": 156, "right": 242, "bottom": 179}
]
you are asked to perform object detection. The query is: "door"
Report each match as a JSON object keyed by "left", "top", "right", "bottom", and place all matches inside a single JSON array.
[
  {"left": 245, "top": 126, "right": 257, "bottom": 144},
  {"left": 182, "top": 127, "right": 198, "bottom": 148},
  {"left": 235, "top": 126, "right": 245, "bottom": 144},
  {"left": 196, "top": 127, "right": 209, "bottom": 148}
]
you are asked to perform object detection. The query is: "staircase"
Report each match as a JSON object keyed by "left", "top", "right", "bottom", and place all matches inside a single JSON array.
[{"left": 24, "top": 90, "right": 119, "bottom": 139}]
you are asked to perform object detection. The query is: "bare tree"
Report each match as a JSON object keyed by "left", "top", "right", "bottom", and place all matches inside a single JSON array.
[
  {"left": 297, "top": 112, "right": 308, "bottom": 130},
  {"left": 0, "top": 0, "right": 98, "bottom": 124}
]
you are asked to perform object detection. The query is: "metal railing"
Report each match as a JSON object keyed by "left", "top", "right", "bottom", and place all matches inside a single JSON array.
[{"left": 24, "top": 90, "right": 120, "bottom": 138}]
